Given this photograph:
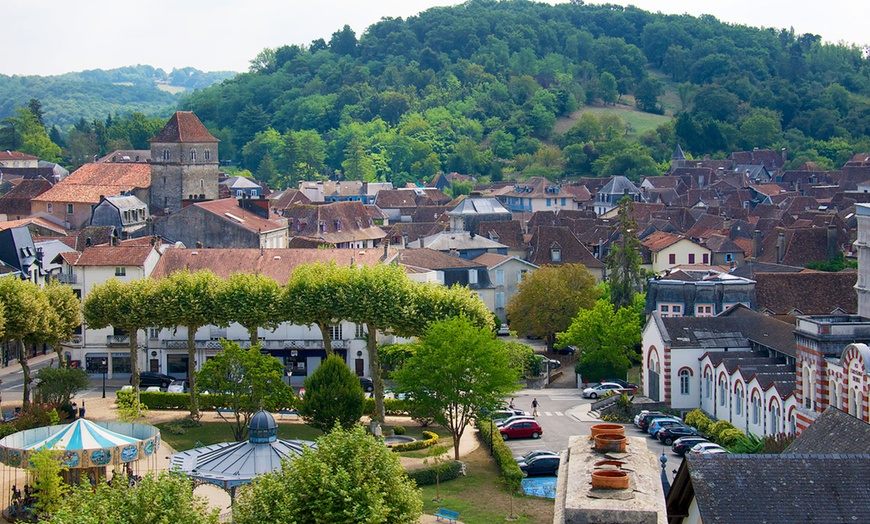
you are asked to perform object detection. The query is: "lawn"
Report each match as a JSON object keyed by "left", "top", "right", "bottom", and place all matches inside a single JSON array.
[
  {"left": 420, "top": 447, "right": 554, "bottom": 524},
  {"left": 156, "top": 419, "right": 324, "bottom": 451}
]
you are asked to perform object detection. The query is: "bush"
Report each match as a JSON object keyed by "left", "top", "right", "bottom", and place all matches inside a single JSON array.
[
  {"left": 717, "top": 428, "right": 745, "bottom": 447},
  {"left": 363, "top": 398, "right": 411, "bottom": 416},
  {"left": 707, "top": 420, "right": 736, "bottom": 442},
  {"left": 684, "top": 409, "right": 712, "bottom": 433},
  {"left": 406, "top": 461, "right": 465, "bottom": 486},
  {"left": 476, "top": 418, "right": 523, "bottom": 492},
  {"left": 391, "top": 431, "right": 438, "bottom": 452},
  {"left": 392, "top": 425, "right": 406, "bottom": 435}
]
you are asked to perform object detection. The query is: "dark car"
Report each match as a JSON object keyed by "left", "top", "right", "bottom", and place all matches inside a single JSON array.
[
  {"left": 657, "top": 426, "right": 700, "bottom": 445},
  {"left": 134, "top": 372, "right": 175, "bottom": 389},
  {"left": 500, "top": 420, "right": 543, "bottom": 440},
  {"left": 671, "top": 436, "right": 709, "bottom": 456},
  {"left": 359, "top": 377, "right": 374, "bottom": 392},
  {"left": 601, "top": 378, "right": 639, "bottom": 391},
  {"left": 638, "top": 412, "right": 671, "bottom": 432},
  {"left": 554, "top": 345, "right": 577, "bottom": 355},
  {"left": 517, "top": 455, "right": 560, "bottom": 477},
  {"left": 514, "top": 449, "right": 559, "bottom": 462}
]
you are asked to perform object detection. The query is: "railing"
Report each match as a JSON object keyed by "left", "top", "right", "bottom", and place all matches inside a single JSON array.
[
  {"left": 160, "top": 338, "right": 350, "bottom": 350},
  {"left": 55, "top": 273, "right": 77, "bottom": 284},
  {"left": 107, "top": 335, "right": 130, "bottom": 347},
  {"left": 69, "top": 335, "right": 83, "bottom": 345}
]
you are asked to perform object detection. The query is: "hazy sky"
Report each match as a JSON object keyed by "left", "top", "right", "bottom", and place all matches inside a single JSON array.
[{"left": 4, "top": 0, "right": 867, "bottom": 76}]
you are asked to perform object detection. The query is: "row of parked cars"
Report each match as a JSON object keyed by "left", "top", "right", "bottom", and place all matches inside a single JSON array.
[
  {"left": 634, "top": 410, "right": 728, "bottom": 456},
  {"left": 582, "top": 378, "right": 639, "bottom": 399}
]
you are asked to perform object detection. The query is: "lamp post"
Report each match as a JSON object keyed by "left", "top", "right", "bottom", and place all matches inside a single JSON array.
[{"left": 101, "top": 358, "right": 107, "bottom": 399}]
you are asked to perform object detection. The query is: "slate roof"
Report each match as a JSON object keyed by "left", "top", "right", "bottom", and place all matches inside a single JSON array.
[
  {"left": 754, "top": 270, "right": 857, "bottom": 315},
  {"left": 270, "top": 188, "right": 312, "bottom": 210},
  {"left": 597, "top": 175, "right": 641, "bottom": 196},
  {"left": 755, "top": 226, "right": 845, "bottom": 266},
  {"left": 703, "top": 234, "right": 743, "bottom": 254},
  {"left": 683, "top": 454, "right": 870, "bottom": 524},
  {"left": 729, "top": 148, "right": 786, "bottom": 171},
  {"left": 0, "top": 178, "right": 52, "bottom": 215},
  {"left": 411, "top": 205, "right": 451, "bottom": 223},
  {"left": 786, "top": 407, "right": 870, "bottom": 454},
  {"left": 408, "top": 230, "right": 506, "bottom": 251},
  {"left": 385, "top": 222, "right": 447, "bottom": 245},
  {"left": 149, "top": 111, "right": 219, "bottom": 143},
  {"left": 447, "top": 197, "right": 510, "bottom": 216},
  {"left": 527, "top": 225, "right": 604, "bottom": 268},
  {"left": 282, "top": 201, "right": 386, "bottom": 245},
  {"left": 390, "top": 248, "right": 483, "bottom": 271},
  {"left": 151, "top": 248, "right": 394, "bottom": 285},
  {"left": 31, "top": 163, "right": 151, "bottom": 204},
  {"left": 478, "top": 220, "right": 526, "bottom": 250}
]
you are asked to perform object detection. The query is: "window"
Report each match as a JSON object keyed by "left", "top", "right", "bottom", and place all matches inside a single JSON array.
[
  {"left": 680, "top": 369, "right": 690, "bottom": 395},
  {"left": 251, "top": 190, "right": 258, "bottom": 197},
  {"left": 735, "top": 386, "right": 743, "bottom": 415},
  {"left": 724, "top": 253, "right": 734, "bottom": 262},
  {"left": 162, "top": 149, "right": 170, "bottom": 161},
  {"left": 517, "top": 269, "right": 527, "bottom": 283},
  {"left": 200, "top": 179, "right": 204, "bottom": 189},
  {"left": 771, "top": 404, "right": 781, "bottom": 434},
  {"left": 205, "top": 149, "right": 211, "bottom": 161},
  {"left": 236, "top": 190, "right": 244, "bottom": 197},
  {"left": 495, "top": 292, "right": 505, "bottom": 308},
  {"left": 561, "top": 198, "right": 566, "bottom": 206},
  {"left": 495, "top": 269, "right": 504, "bottom": 285},
  {"left": 704, "top": 372, "right": 711, "bottom": 398},
  {"left": 669, "top": 253, "right": 676, "bottom": 264},
  {"left": 320, "top": 221, "right": 327, "bottom": 233},
  {"left": 752, "top": 393, "right": 761, "bottom": 425},
  {"left": 67, "top": 204, "right": 74, "bottom": 214},
  {"left": 661, "top": 305, "right": 669, "bottom": 312},
  {"left": 550, "top": 248, "right": 561, "bottom": 262},
  {"left": 703, "top": 253, "right": 709, "bottom": 264},
  {"left": 719, "top": 378, "right": 727, "bottom": 406},
  {"left": 468, "top": 269, "right": 478, "bottom": 284},
  {"left": 688, "top": 253, "right": 695, "bottom": 264},
  {"left": 329, "top": 324, "right": 343, "bottom": 340},
  {"left": 696, "top": 305, "right": 713, "bottom": 316},
  {"left": 673, "top": 305, "right": 682, "bottom": 313},
  {"left": 47, "top": 203, "right": 53, "bottom": 214},
  {"left": 190, "top": 149, "right": 196, "bottom": 162},
  {"left": 115, "top": 267, "right": 126, "bottom": 277},
  {"left": 546, "top": 198, "right": 551, "bottom": 206},
  {"left": 355, "top": 324, "right": 366, "bottom": 339}
]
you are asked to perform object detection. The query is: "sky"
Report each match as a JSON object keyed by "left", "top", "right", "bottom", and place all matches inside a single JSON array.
[{"left": 4, "top": 0, "right": 868, "bottom": 77}]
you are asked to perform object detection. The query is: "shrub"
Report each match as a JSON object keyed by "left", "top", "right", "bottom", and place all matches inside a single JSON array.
[
  {"left": 717, "top": 428, "right": 745, "bottom": 447},
  {"left": 684, "top": 409, "right": 712, "bottom": 433},
  {"left": 729, "top": 433, "right": 764, "bottom": 454},
  {"left": 406, "top": 461, "right": 465, "bottom": 486},
  {"left": 707, "top": 420, "right": 736, "bottom": 442},
  {"left": 391, "top": 431, "right": 438, "bottom": 452},
  {"left": 363, "top": 398, "right": 411, "bottom": 416},
  {"left": 476, "top": 419, "right": 523, "bottom": 492},
  {"left": 392, "top": 425, "right": 406, "bottom": 435}
]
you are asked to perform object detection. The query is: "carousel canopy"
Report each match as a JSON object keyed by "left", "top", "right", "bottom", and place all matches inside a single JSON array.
[{"left": 24, "top": 419, "right": 140, "bottom": 451}]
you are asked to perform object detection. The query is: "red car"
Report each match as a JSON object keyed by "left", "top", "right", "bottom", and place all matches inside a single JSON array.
[{"left": 500, "top": 420, "right": 543, "bottom": 440}]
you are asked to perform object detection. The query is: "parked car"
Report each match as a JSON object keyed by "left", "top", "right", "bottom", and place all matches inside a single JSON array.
[
  {"left": 601, "top": 378, "right": 639, "bottom": 391},
  {"left": 490, "top": 408, "right": 527, "bottom": 420},
  {"left": 166, "top": 379, "right": 188, "bottom": 393},
  {"left": 134, "top": 372, "right": 175, "bottom": 389},
  {"left": 672, "top": 437, "right": 710, "bottom": 456},
  {"left": 514, "top": 449, "right": 559, "bottom": 462},
  {"left": 582, "top": 382, "right": 624, "bottom": 399},
  {"left": 554, "top": 345, "right": 577, "bottom": 355},
  {"left": 536, "top": 355, "right": 561, "bottom": 367},
  {"left": 688, "top": 442, "right": 728, "bottom": 455},
  {"left": 496, "top": 415, "right": 537, "bottom": 428},
  {"left": 359, "top": 377, "right": 374, "bottom": 392},
  {"left": 499, "top": 420, "right": 543, "bottom": 440},
  {"left": 634, "top": 410, "right": 664, "bottom": 427},
  {"left": 497, "top": 326, "right": 511, "bottom": 336},
  {"left": 638, "top": 412, "right": 672, "bottom": 431},
  {"left": 517, "top": 455, "right": 560, "bottom": 477},
  {"left": 657, "top": 426, "right": 700, "bottom": 445},
  {"left": 648, "top": 418, "right": 687, "bottom": 437}
]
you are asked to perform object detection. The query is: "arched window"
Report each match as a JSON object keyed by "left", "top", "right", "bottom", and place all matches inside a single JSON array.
[
  {"left": 770, "top": 400, "right": 781, "bottom": 435},
  {"left": 719, "top": 376, "right": 727, "bottom": 406},
  {"left": 802, "top": 362, "right": 814, "bottom": 409},
  {"left": 704, "top": 370, "right": 712, "bottom": 399},
  {"left": 190, "top": 148, "right": 196, "bottom": 162},
  {"left": 680, "top": 369, "right": 691, "bottom": 395},
  {"left": 162, "top": 149, "right": 170, "bottom": 161},
  {"left": 205, "top": 149, "right": 211, "bottom": 161},
  {"left": 752, "top": 391, "right": 761, "bottom": 425},
  {"left": 734, "top": 384, "right": 744, "bottom": 415}
]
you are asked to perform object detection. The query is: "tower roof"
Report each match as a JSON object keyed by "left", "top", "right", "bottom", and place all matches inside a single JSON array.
[
  {"left": 149, "top": 111, "right": 219, "bottom": 143},
  {"left": 672, "top": 143, "right": 686, "bottom": 160}
]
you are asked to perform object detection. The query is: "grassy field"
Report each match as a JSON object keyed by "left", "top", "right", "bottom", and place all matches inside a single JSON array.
[
  {"left": 420, "top": 446, "right": 554, "bottom": 524},
  {"left": 554, "top": 104, "right": 672, "bottom": 138}
]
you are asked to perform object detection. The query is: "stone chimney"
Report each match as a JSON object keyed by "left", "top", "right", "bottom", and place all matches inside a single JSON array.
[
  {"left": 775, "top": 232, "right": 785, "bottom": 264},
  {"left": 828, "top": 224, "right": 838, "bottom": 260},
  {"left": 753, "top": 230, "right": 762, "bottom": 259}
]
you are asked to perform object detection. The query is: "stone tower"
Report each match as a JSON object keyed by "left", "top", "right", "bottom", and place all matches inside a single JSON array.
[{"left": 149, "top": 111, "right": 219, "bottom": 214}]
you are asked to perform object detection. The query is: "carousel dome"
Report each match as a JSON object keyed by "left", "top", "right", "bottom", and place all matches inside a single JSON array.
[{"left": 248, "top": 410, "right": 278, "bottom": 443}]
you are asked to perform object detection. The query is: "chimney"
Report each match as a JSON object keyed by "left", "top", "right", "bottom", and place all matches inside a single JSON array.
[
  {"left": 753, "top": 230, "right": 762, "bottom": 259},
  {"left": 775, "top": 232, "right": 785, "bottom": 264},
  {"left": 238, "top": 195, "right": 270, "bottom": 219},
  {"left": 782, "top": 147, "right": 787, "bottom": 163},
  {"left": 195, "top": 241, "right": 203, "bottom": 249},
  {"left": 383, "top": 241, "right": 389, "bottom": 259},
  {"left": 827, "top": 224, "right": 838, "bottom": 260}
]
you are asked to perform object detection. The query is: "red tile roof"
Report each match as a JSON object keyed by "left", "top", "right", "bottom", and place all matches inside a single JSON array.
[
  {"left": 149, "top": 112, "right": 218, "bottom": 143},
  {"left": 193, "top": 198, "right": 287, "bottom": 233},
  {"left": 641, "top": 231, "right": 688, "bottom": 252},
  {"left": 64, "top": 245, "right": 157, "bottom": 266},
  {"left": 32, "top": 163, "right": 151, "bottom": 204},
  {"left": 0, "top": 151, "right": 38, "bottom": 162},
  {"left": 0, "top": 217, "right": 69, "bottom": 235}
]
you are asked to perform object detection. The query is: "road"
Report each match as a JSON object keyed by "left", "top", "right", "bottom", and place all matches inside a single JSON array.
[{"left": 502, "top": 389, "right": 682, "bottom": 483}]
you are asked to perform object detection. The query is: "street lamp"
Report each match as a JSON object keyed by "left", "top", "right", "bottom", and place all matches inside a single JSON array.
[{"left": 101, "top": 358, "right": 107, "bottom": 399}]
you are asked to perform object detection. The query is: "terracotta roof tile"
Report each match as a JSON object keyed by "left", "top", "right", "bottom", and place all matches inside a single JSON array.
[
  {"left": 754, "top": 270, "right": 857, "bottom": 315},
  {"left": 0, "top": 217, "right": 69, "bottom": 235},
  {"left": 67, "top": 245, "right": 157, "bottom": 266},
  {"left": 149, "top": 112, "right": 218, "bottom": 143},
  {"left": 0, "top": 151, "right": 38, "bottom": 162},
  {"left": 641, "top": 231, "right": 686, "bottom": 252},
  {"left": 32, "top": 163, "right": 151, "bottom": 204},
  {"left": 193, "top": 198, "right": 287, "bottom": 233}
]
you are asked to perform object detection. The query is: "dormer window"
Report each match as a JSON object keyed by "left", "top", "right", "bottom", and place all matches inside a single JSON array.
[
  {"left": 550, "top": 248, "right": 561, "bottom": 262},
  {"left": 320, "top": 221, "right": 327, "bottom": 233},
  {"left": 335, "top": 218, "right": 342, "bottom": 231}
]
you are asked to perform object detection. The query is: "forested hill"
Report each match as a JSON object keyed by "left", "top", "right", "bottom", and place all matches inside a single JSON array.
[{"left": 0, "top": 65, "right": 235, "bottom": 129}]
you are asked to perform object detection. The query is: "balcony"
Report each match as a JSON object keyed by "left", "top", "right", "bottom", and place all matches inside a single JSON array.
[
  {"left": 69, "top": 335, "right": 83, "bottom": 346},
  {"left": 55, "top": 273, "right": 77, "bottom": 284},
  {"left": 160, "top": 338, "right": 350, "bottom": 351},
  {"left": 107, "top": 335, "right": 130, "bottom": 347}
]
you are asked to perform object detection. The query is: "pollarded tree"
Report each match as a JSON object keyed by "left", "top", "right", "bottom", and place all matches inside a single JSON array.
[
  {"left": 155, "top": 270, "right": 226, "bottom": 420},
  {"left": 42, "top": 281, "right": 82, "bottom": 367},
  {"left": 233, "top": 425, "right": 422, "bottom": 524},
  {"left": 221, "top": 272, "right": 284, "bottom": 345},
  {"left": 298, "top": 354, "right": 364, "bottom": 432},
  {"left": 83, "top": 278, "right": 157, "bottom": 409},
  {"left": 505, "top": 263, "right": 598, "bottom": 349},
  {"left": 607, "top": 196, "right": 645, "bottom": 311},
  {"left": 0, "top": 277, "right": 47, "bottom": 408},
  {"left": 196, "top": 340, "right": 293, "bottom": 441},
  {"left": 393, "top": 317, "right": 520, "bottom": 460},
  {"left": 402, "top": 282, "right": 494, "bottom": 335},
  {"left": 282, "top": 262, "right": 349, "bottom": 356}
]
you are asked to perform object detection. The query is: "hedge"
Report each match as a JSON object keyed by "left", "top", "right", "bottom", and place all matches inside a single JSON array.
[
  {"left": 363, "top": 398, "right": 411, "bottom": 416},
  {"left": 406, "top": 460, "right": 465, "bottom": 486},
  {"left": 477, "top": 418, "right": 524, "bottom": 491},
  {"left": 116, "top": 391, "right": 295, "bottom": 412},
  {"left": 391, "top": 430, "right": 438, "bottom": 452}
]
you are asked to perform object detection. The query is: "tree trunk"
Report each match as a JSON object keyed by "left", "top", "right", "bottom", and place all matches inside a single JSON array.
[
  {"left": 187, "top": 326, "right": 199, "bottom": 420},
  {"left": 248, "top": 326, "right": 259, "bottom": 347},
  {"left": 316, "top": 321, "right": 334, "bottom": 356},
  {"left": 18, "top": 341, "right": 31, "bottom": 409},
  {"left": 54, "top": 345, "right": 65, "bottom": 368},
  {"left": 129, "top": 331, "right": 140, "bottom": 409},
  {"left": 366, "top": 324, "right": 385, "bottom": 422}
]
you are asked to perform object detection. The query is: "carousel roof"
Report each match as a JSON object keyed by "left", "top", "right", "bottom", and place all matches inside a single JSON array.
[{"left": 24, "top": 419, "right": 140, "bottom": 451}]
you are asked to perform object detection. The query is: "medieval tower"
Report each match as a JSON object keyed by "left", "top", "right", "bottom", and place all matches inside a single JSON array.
[{"left": 149, "top": 111, "right": 219, "bottom": 214}]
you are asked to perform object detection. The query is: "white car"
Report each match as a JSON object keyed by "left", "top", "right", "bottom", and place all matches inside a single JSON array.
[
  {"left": 496, "top": 415, "right": 537, "bottom": 428},
  {"left": 497, "top": 326, "right": 511, "bottom": 336},
  {"left": 582, "top": 382, "right": 624, "bottom": 399},
  {"left": 688, "top": 442, "right": 728, "bottom": 455},
  {"left": 167, "top": 380, "right": 186, "bottom": 393}
]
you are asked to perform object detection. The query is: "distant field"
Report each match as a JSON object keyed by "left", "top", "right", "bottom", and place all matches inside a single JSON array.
[
  {"left": 156, "top": 84, "right": 187, "bottom": 94},
  {"left": 554, "top": 104, "right": 672, "bottom": 138}
]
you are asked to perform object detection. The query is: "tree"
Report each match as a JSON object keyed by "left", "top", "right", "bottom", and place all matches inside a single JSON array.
[
  {"left": 393, "top": 317, "right": 520, "bottom": 460},
  {"left": 197, "top": 340, "right": 293, "bottom": 441},
  {"left": 600, "top": 72, "right": 618, "bottom": 105},
  {"left": 559, "top": 299, "right": 642, "bottom": 382},
  {"left": 83, "top": 278, "right": 157, "bottom": 411},
  {"left": 44, "top": 471, "right": 219, "bottom": 524},
  {"left": 283, "top": 262, "right": 349, "bottom": 356},
  {"left": 607, "top": 196, "right": 645, "bottom": 310},
  {"left": 0, "top": 277, "right": 45, "bottom": 408},
  {"left": 506, "top": 264, "right": 598, "bottom": 349},
  {"left": 233, "top": 425, "right": 422, "bottom": 524},
  {"left": 298, "top": 354, "right": 364, "bottom": 432},
  {"left": 30, "top": 449, "right": 69, "bottom": 518},
  {"left": 42, "top": 281, "right": 82, "bottom": 366},
  {"left": 34, "top": 366, "right": 89, "bottom": 406},
  {"left": 155, "top": 270, "right": 225, "bottom": 420},
  {"left": 635, "top": 77, "right": 663, "bottom": 113},
  {"left": 220, "top": 272, "right": 283, "bottom": 345}
]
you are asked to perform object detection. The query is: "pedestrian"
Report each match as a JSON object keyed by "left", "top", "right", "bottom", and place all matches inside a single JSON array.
[
  {"left": 532, "top": 397, "right": 539, "bottom": 416},
  {"left": 71, "top": 402, "right": 77, "bottom": 419},
  {"left": 509, "top": 397, "right": 515, "bottom": 409},
  {"left": 78, "top": 400, "right": 85, "bottom": 420}
]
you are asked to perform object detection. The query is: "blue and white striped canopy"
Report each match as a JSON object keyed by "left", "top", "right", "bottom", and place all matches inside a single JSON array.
[{"left": 23, "top": 419, "right": 140, "bottom": 451}]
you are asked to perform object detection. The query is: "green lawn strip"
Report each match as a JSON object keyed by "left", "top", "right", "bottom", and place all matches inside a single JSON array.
[
  {"left": 418, "top": 447, "right": 554, "bottom": 524},
  {"left": 156, "top": 420, "right": 323, "bottom": 451}
]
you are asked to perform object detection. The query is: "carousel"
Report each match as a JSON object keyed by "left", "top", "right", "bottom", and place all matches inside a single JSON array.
[
  {"left": 170, "top": 410, "right": 314, "bottom": 503},
  {"left": 0, "top": 418, "right": 161, "bottom": 521}
]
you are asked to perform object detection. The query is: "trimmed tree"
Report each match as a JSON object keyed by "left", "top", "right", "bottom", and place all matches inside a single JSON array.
[
  {"left": 42, "top": 281, "right": 82, "bottom": 367},
  {"left": 221, "top": 272, "right": 284, "bottom": 345},
  {"left": 282, "top": 262, "right": 349, "bottom": 356},
  {"left": 298, "top": 354, "right": 364, "bottom": 432},
  {"left": 393, "top": 317, "right": 521, "bottom": 459},
  {"left": 0, "top": 277, "right": 48, "bottom": 408},
  {"left": 233, "top": 425, "right": 422, "bottom": 524}
]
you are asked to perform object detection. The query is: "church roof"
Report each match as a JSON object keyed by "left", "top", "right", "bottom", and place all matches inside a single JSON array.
[{"left": 149, "top": 111, "right": 218, "bottom": 143}]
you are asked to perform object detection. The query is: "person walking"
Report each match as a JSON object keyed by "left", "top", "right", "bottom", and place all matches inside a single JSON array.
[
  {"left": 531, "top": 397, "right": 539, "bottom": 416},
  {"left": 509, "top": 397, "right": 515, "bottom": 409}
]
